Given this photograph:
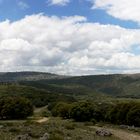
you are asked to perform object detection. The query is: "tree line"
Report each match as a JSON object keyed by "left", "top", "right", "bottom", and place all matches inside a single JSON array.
[{"left": 49, "top": 101, "right": 140, "bottom": 127}]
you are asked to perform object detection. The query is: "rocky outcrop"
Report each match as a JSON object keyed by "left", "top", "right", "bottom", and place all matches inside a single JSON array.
[{"left": 96, "top": 129, "right": 112, "bottom": 136}]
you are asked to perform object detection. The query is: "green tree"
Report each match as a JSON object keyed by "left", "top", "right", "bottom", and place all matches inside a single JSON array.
[
  {"left": 0, "top": 97, "right": 33, "bottom": 119},
  {"left": 127, "top": 103, "right": 140, "bottom": 126},
  {"left": 70, "top": 102, "right": 95, "bottom": 122},
  {"left": 51, "top": 102, "right": 72, "bottom": 119}
]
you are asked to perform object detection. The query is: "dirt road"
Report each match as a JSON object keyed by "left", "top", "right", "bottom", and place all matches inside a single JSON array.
[{"left": 35, "top": 117, "right": 49, "bottom": 123}]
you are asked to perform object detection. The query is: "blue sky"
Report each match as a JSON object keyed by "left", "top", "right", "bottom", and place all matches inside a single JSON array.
[
  {"left": 0, "top": 0, "right": 140, "bottom": 75},
  {"left": 0, "top": 0, "right": 138, "bottom": 29}
]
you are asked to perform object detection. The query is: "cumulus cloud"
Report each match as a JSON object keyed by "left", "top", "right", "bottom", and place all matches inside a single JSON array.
[
  {"left": 92, "top": 0, "right": 140, "bottom": 24},
  {"left": 0, "top": 14, "right": 140, "bottom": 75},
  {"left": 47, "top": 0, "right": 70, "bottom": 6}
]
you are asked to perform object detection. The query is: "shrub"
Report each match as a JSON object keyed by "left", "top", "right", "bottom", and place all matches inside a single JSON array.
[
  {"left": 70, "top": 102, "right": 95, "bottom": 122},
  {"left": 51, "top": 102, "right": 72, "bottom": 119},
  {"left": 50, "top": 101, "right": 140, "bottom": 127},
  {"left": 0, "top": 96, "right": 33, "bottom": 119},
  {"left": 90, "top": 118, "right": 97, "bottom": 125},
  {"left": 106, "top": 102, "right": 140, "bottom": 126},
  {"left": 127, "top": 104, "right": 140, "bottom": 126}
]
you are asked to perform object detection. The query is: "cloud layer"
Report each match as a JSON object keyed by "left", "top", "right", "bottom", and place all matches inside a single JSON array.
[
  {"left": 47, "top": 0, "right": 70, "bottom": 6},
  {"left": 93, "top": 0, "right": 140, "bottom": 24},
  {"left": 0, "top": 14, "right": 140, "bottom": 75}
]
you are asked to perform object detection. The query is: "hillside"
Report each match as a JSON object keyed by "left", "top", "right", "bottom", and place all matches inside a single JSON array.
[
  {"left": 19, "top": 73, "right": 140, "bottom": 98},
  {"left": 0, "top": 72, "right": 140, "bottom": 99},
  {"left": 0, "top": 84, "right": 76, "bottom": 107}
]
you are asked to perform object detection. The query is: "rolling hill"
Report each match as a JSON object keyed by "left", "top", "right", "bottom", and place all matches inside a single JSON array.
[
  {"left": 19, "top": 73, "right": 140, "bottom": 98},
  {"left": 0, "top": 72, "right": 140, "bottom": 99}
]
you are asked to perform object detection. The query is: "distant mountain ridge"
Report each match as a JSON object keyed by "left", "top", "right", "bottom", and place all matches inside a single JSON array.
[{"left": 0, "top": 71, "right": 67, "bottom": 82}]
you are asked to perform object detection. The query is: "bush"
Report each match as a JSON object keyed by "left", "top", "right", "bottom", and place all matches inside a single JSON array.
[
  {"left": 51, "top": 101, "right": 111, "bottom": 122},
  {"left": 50, "top": 101, "right": 140, "bottom": 127},
  {"left": 70, "top": 102, "right": 95, "bottom": 122},
  {"left": 127, "top": 104, "right": 140, "bottom": 126},
  {"left": 90, "top": 118, "right": 97, "bottom": 125},
  {"left": 106, "top": 102, "right": 140, "bottom": 126},
  {"left": 51, "top": 102, "right": 72, "bottom": 119},
  {"left": 0, "top": 96, "right": 33, "bottom": 119}
]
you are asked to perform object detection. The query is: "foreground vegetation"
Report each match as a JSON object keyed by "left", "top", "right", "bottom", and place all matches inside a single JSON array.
[{"left": 0, "top": 117, "right": 121, "bottom": 140}]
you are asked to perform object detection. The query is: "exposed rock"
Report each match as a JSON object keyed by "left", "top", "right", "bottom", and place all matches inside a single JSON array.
[
  {"left": 96, "top": 129, "right": 112, "bottom": 136},
  {"left": 120, "top": 125, "right": 129, "bottom": 129},
  {"left": 39, "top": 133, "right": 49, "bottom": 140},
  {"left": 14, "top": 134, "right": 31, "bottom": 140}
]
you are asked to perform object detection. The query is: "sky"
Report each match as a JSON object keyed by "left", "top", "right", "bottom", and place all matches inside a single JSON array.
[{"left": 0, "top": 0, "right": 140, "bottom": 75}]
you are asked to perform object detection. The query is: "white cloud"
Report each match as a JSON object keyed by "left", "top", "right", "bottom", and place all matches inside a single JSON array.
[
  {"left": 17, "top": 1, "right": 29, "bottom": 10},
  {"left": 47, "top": 0, "right": 70, "bottom": 6},
  {"left": 92, "top": 0, "right": 140, "bottom": 24},
  {"left": 0, "top": 14, "right": 140, "bottom": 75}
]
